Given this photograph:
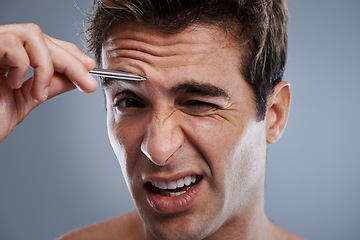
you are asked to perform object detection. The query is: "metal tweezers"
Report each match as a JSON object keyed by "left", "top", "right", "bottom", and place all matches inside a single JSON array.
[{"left": 89, "top": 68, "right": 146, "bottom": 81}]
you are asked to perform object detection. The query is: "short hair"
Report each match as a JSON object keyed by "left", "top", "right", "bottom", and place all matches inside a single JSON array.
[{"left": 86, "top": 0, "right": 289, "bottom": 120}]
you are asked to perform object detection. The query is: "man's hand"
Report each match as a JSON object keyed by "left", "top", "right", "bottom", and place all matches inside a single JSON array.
[{"left": 0, "top": 23, "right": 98, "bottom": 142}]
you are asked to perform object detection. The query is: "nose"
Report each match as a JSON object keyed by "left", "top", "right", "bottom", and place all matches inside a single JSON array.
[{"left": 141, "top": 110, "right": 184, "bottom": 166}]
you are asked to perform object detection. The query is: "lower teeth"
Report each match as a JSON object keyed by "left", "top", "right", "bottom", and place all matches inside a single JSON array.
[{"left": 160, "top": 190, "right": 187, "bottom": 197}]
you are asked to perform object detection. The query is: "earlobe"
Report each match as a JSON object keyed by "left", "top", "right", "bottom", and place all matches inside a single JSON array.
[{"left": 265, "top": 81, "right": 291, "bottom": 144}]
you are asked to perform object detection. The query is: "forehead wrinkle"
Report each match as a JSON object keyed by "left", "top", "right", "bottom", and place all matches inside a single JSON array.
[
  {"left": 103, "top": 38, "right": 215, "bottom": 72},
  {"left": 108, "top": 50, "right": 211, "bottom": 70},
  {"left": 108, "top": 23, "right": 213, "bottom": 47},
  {"left": 104, "top": 24, "right": 230, "bottom": 59},
  {"left": 103, "top": 24, "right": 240, "bottom": 76},
  {"left": 102, "top": 24, "right": 243, "bottom": 98},
  {"left": 106, "top": 38, "right": 211, "bottom": 59}
]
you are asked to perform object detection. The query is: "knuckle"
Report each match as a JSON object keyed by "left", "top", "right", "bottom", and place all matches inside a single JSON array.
[
  {"left": 25, "top": 23, "right": 43, "bottom": 35},
  {"left": 0, "top": 31, "right": 18, "bottom": 46},
  {"left": 61, "top": 41, "right": 81, "bottom": 55},
  {"left": 68, "top": 42, "right": 78, "bottom": 51},
  {"left": 0, "top": 32, "right": 30, "bottom": 71}
]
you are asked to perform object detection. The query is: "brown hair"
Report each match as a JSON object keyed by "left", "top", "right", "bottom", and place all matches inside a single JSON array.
[{"left": 86, "top": 0, "right": 289, "bottom": 120}]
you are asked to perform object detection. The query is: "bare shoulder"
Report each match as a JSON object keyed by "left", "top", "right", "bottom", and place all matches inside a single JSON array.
[
  {"left": 57, "top": 210, "right": 143, "bottom": 240},
  {"left": 281, "top": 229, "right": 306, "bottom": 240},
  {"left": 270, "top": 221, "right": 307, "bottom": 240}
]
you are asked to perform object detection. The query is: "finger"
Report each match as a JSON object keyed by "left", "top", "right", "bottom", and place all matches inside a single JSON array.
[
  {"left": 44, "top": 37, "right": 98, "bottom": 93},
  {"left": 11, "top": 74, "right": 75, "bottom": 121},
  {"left": 45, "top": 35, "right": 95, "bottom": 70},
  {"left": 14, "top": 73, "right": 80, "bottom": 120},
  {"left": 19, "top": 24, "right": 54, "bottom": 103},
  {"left": 14, "top": 76, "right": 40, "bottom": 113},
  {"left": 0, "top": 31, "right": 30, "bottom": 88},
  {"left": 0, "top": 24, "right": 54, "bottom": 102},
  {"left": 1, "top": 23, "right": 55, "bottom": 103},
  {"left": 11, "top": 73, "right": 77, "bottom": 120},
  {"left": 47, "top": 72, "right": 77, "bottom": 99}
]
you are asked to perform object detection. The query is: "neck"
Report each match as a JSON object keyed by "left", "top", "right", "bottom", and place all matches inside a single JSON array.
[{"left": 204, "top": 176, "right": 271, "bottom": 240}]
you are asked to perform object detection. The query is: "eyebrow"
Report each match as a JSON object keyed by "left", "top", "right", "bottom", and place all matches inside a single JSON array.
[
  {"left": 102, "top": 78, "right": 230, "bottom": 100},
  {"left": 170, "top": 82, "right": 230, "bottom": 99},
  {"left": 101, "top": 77, "right": 143, "bottom": 87}
]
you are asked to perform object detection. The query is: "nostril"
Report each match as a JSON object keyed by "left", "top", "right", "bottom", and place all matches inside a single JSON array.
[
  {"left": 140, "top": 140, "right": 170, "bottom": 166},
  {"left": 141, "top": 143, "right": 175, "bottom": 166},
  {"left": 140, "top": 111, "right": 184, "bottom": 166},
  {"left": 141, "top": 136, "right": 180, "bottom": 167}
]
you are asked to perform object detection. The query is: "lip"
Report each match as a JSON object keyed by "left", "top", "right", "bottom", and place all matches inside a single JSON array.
[{"left": 144, "top": 174, "right": 203, "bottom": 214}]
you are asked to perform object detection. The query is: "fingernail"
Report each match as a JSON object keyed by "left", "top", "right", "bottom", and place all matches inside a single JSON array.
[
  {"left": 44, "top": 87, "right": 50, "bottom": 98},
  {"left": 74, "top": 82, "right": 85, "bottom": 93},
  {"left": 15, "top": 81, "right": 23, "bottom": 89}
]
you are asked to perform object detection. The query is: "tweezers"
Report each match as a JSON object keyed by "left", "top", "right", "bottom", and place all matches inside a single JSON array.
[{"left": 89, "top": 68, "right": 146, "bottom": 81}]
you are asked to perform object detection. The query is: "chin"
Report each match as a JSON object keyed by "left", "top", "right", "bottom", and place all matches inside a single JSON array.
[
  {"left": 141, "top": 209, "right": 218, "bottom": 240},
  {"left": 149, "top": 224, "right": 209, "bottom": 240}
]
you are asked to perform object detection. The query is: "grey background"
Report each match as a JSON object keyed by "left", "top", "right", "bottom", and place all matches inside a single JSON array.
[{"left": 0, "top": 0, "right": 359, "bottom": 239}]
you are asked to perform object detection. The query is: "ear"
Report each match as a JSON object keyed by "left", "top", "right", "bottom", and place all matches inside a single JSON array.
[{"left": 265, "top": 81, "right": 291, "bottom": 144}]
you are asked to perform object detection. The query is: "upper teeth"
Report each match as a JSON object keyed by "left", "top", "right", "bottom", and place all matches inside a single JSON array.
[{"left": 151, "top": 175, "right": 197, "bottom": 190}]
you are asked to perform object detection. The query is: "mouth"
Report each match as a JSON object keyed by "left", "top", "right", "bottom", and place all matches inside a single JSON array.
[
  {"left": 148, "top": 175, "right": 201, "bottom": 197},
  {"left": 144, "top": 174, "right": 203, "bottom": 213}
]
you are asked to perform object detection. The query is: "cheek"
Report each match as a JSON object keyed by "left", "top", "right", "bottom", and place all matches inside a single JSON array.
[
  {"left": 107, "top": 118, "right": 128, "bottom": 177},
  {"left": 224, "top": 122, "right": 267, "bottom": 199},
  {"left": 182, "top": 116, "right": 245, "bottom": 198},
  {"left": 187, "top": 115, "right": 245, "bottom": 168},
  {"left": 189, "top": 116, "right": 266, "bottom": 192},
  {"left": 107, "top": 110, "right": 144, "bottom": 182}
]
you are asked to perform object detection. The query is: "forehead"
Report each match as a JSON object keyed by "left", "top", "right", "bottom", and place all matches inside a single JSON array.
[{"left": 101, "top": 23, "right": 245, "bottom": 93}]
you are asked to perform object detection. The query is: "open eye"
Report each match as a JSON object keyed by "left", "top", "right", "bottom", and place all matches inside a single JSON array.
[
  {"left": 113, "top": 90, "right": 146, "bottom": 113},
  {"left": 179, "top": 100, "right": 220, "bottom": 116},
  {"left": 115, "top": 97, "right": 145, "bottom": 109}
]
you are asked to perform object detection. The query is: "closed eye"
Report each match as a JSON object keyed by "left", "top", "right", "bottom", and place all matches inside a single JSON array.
[{"left": 179, "top": 100, "right": 220, "bottom": 116}]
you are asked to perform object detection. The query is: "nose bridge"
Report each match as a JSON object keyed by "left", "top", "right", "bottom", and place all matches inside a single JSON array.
[{"left": 141, "top": 107, "right": 183, "bottom": 166}]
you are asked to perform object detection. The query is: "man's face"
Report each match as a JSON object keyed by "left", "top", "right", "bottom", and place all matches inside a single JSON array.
[{"left": 102, "top": 24, "right": 268, "bottom": 239}]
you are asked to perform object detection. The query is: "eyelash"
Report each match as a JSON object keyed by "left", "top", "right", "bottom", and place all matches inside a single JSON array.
[
  {"left": 114, "top": 97, "right": 145, "bottom": 109},
  {"left": 114, "top": 99, "right": 218, "bottom": 108},
  {"left": 112, "top": 92, "right": 221, "bottom": 116},
  {"left": 183, "top": 100, "right": 220, "bottom": 109}
]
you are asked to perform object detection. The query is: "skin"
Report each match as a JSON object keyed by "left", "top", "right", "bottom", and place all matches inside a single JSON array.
[
  {"left": 0, "top": 23, "right": 98, "bottom": 142},
  {"left": 104, "top": 24, "right": 267, "bottom": 240},
  {"left": 60, "top": 23, "right": 301, "bottom": 240},
  {"left": 0, "top": 22, "right": 302, "bottom": 240}
]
